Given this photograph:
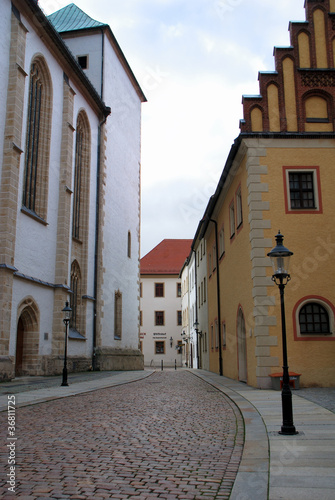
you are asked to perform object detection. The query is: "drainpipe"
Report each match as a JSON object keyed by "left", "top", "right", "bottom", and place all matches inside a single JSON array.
[
  {"left": 92, "top": 29, "right": 109, "bottom": 370},
  {"left": 193, "top": 248, "right": 200, "bottom": 369},
  {"left": 209, "top": 219, "right": 223, "bottom": 376}
]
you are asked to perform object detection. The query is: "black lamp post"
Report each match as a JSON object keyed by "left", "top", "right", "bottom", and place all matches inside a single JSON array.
[
  {"left": 61, "top": 301, "right": 72, "bottom": 387},
  {"left": 267, "top": 231, "right": 298, "bottom": 435}
]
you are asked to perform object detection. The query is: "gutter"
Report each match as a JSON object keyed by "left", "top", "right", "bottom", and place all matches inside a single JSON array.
[{"left": 92, "top": 109, "right": 111, "bottom": 370}]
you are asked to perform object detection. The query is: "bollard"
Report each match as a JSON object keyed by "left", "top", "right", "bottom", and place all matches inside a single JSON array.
[
  {"left": 161, "top": 360, "right": 163, "bottom": 371},
  {"left": 175, "top": 359, "right": 177, "bottom": 370}
]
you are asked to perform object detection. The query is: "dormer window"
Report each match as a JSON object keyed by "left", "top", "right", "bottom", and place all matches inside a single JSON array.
[{"left": 77, "top": 55, "right": 88, "bottom": 69}]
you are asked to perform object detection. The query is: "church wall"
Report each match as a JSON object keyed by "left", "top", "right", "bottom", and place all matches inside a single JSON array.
[
  {"left": 0, "top": 4, "right": 11, "bottom": 169},
  {"left": 98, "top": 33, "right": 142, "bottom": 357}
]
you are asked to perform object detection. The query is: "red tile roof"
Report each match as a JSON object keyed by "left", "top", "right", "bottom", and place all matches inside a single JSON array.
[{"left": 140, "top": 239, "right": 192, "bottom": 275}]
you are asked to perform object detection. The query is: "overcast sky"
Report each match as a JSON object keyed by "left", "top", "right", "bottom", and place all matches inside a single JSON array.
[{"left": 39, "top": 0, "right": 306, "bottom": 256}]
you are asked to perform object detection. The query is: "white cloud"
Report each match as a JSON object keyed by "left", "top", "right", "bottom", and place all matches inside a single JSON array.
[{"left": 38, "top": 0, "right": 308, "bottom": 256}]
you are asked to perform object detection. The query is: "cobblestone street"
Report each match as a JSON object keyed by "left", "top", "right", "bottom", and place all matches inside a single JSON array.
[{"left": 0, "top": 371, "right": 244, "bottom": 499}]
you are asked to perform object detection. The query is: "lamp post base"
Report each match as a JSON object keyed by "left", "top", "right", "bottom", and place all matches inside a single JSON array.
[
  {"left": 279, "top": 426, "right": 298, "bottom": 436},
  {"left": 61, "top": 368, "right": 68, "bottom": 387}
]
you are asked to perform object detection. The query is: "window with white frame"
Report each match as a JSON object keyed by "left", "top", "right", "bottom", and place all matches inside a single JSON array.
[
  {"left": 236, "top": 187, "right": 243, "bottom": 228},
  {"left": 229, "top": 201, "right": 235, "bottom": 238},
  {"left": 294, "top": 298, "right": 335, "bottom": 339},
  {"left": 222, "top": 322, "right": 226, "bottom": 348},
  {"left": 284, "top": 167, "right": 322, "bottom": 213},
  {"left": 299, "top": 302, "right": 331, "bottom": 335},
  {"left": 219, "top": 227, "right": 225, "bottom": 258}
]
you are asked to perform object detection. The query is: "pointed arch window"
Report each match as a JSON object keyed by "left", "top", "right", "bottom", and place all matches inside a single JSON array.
[
  {"left": 23, "top": 58, "right": 52, "bottom": 220},
  {"left": 72, "top": 112, "right": 90, "bottom": 240},
  {"left": 114, "top": 290, "right": 123, "bottom": 340}
]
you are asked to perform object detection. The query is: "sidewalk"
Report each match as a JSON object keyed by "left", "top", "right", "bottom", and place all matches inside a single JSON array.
[
  {"left": 194, "top": 370, "right": 335, "bottom": 500},
  {"left": 1, "top": 368, "right": 335, "bottom": 499},
  {"left": 0, "top": 370, "right": 154, "bottom": 411}
]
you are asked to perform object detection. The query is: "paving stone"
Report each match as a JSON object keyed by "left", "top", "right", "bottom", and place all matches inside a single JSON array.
[{"left": 0, "top": 371, "right": 243, "bottom": 499}]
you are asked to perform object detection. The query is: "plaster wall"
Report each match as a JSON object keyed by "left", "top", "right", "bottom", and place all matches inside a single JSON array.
[
  {"left": 259, "top": 138, "right": 335, "bottom": 387},
  {"left": 141, "top": 275, "right": 183, "bottom": 368}
]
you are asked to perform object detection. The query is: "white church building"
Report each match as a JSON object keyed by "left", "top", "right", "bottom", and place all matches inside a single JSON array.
[{"left": 0, "top": 0, "right": 146, "bottom": 380}]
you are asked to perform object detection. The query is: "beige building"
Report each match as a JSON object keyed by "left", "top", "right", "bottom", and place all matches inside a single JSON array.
[{"left": 192, "top": 0, "right": 335, "bottom": 388}]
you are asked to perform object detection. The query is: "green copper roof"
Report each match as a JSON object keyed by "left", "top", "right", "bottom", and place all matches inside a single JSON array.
[{"left": 47, "top": 3, "right": 106, "bottom": 33}]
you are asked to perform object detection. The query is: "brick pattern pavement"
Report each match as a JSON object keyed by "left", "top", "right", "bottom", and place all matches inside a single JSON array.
[{"left": 0, "top": 371, "right": 244, "bottom": 499}]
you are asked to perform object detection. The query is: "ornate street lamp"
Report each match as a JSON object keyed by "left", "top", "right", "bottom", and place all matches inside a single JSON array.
[
  {"left": 170, "top": 336, "right": 173, "bottom": 348},
  {"left": 267, "top": 231, "right": 298, "bottom": 435},
  {"left": 61, "top": 301, "right": 72, "bottom": 387}
]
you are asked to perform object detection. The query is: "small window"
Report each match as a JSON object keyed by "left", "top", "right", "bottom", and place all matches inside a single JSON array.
[
  {"left": 127, "top": 231, "right": 131, "bottom": 258},
  {"left": 215, "top": 320, "right": 219, "bottom": 349},
  {"left": 155, "top": 341, "right": 165, "bottom": 354},
  {"left": 299, "top": 303, "right": 330, "bottom": 335},
  {"left": 236, "top": 187, "right": 243, "bottom": 228},
  {"left": 155, "top": 311, "right": 165, "bottom": 326},
  {"left": 284, "top": 167, "right": 322, "bottom": 213},
  {"left": 177, "top": 283, "right": 182, "bottom": 297},
  {"left": 140, "top": 310, "right": 143, "bottom": 327},
  {"left": 177, "top": 310, "right": 182, "bottom": 326},
  {"left": 212, "top": 244, "right": 216, "bottom": 271},
  {"left": 114, "top": 290, "right": 122, "bottom": 340},
  {"left": 222, "top": 322, "right": 226, "bottom": 348},
  {"left": 219, "top": 227, "right": 225, "bottom": 258},
  {"left": 77, "top": 55, "right": 88, "bottom": 69},
  {"left": 229, "top": 201, "right": 235, "bottom": 238},
  {"left": 289, "top": 172, "right": 315, "bottom": 209},
  {"left": 155, "top": 283, "right": 164, "bottom": 297}
]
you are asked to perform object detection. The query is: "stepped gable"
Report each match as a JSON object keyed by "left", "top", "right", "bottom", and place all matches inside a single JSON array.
[{"left": 240, "top": 0, "right": 335, "bottom": 134}]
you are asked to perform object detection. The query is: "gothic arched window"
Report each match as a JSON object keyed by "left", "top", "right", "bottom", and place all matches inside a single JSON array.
[{"left": 23, "top": 57, "right": 52, "bottom": 220}]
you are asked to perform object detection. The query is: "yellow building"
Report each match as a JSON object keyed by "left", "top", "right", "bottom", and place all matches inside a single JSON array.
[{"left": 201, "top": 0, "right": 335, "bottom": 388}]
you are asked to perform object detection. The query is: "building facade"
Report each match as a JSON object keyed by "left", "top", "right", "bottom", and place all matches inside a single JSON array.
[
  {"left": 140, "top": 240, "right": 192, "bottom": 368},
  {"left": 0, "top": 0, "right": 145, "bottom": 380},
  {"left": 195, "top": 0, "right": 335, "bottom": 388}
]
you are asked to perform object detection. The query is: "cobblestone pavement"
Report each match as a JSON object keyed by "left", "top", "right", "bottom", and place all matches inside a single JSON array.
[{"left": 0, "top": 371, "right": 244, "bottom": 500}]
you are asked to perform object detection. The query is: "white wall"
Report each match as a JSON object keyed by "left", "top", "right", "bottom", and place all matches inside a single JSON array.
[
  {"left": 141, "top": 276, "right": 183, "bottom": 367},
  {"left": 63, "top": 30, "right": 142, "bottom": 351},
  {"left": 9, "top": 6, "right": 101, "bottom": 362}
]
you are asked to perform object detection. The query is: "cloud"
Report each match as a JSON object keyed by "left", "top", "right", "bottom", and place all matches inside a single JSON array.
[{"left": 38, "top": 0, "right": 307, "bottom": 258}]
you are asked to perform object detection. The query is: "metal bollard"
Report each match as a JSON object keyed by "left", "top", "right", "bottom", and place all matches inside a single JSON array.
[
  {"left": 175, "top": 359, "right": 177, "bottom": 370},
  {"left": 161, "top": 360, "right": 163, "bottom": 371}
]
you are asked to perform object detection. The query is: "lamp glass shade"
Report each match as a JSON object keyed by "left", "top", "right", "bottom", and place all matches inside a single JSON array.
[
  {"left": 269, "top": 254, "right": 291, "bottom": 276},
  {"left": 62, "top": 301, "right": 72, "bottom": 321}
]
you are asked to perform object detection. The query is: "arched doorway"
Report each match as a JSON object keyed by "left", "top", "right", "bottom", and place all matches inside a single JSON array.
[
  {"left": 15, "top": 318, "right": 24, "bottom": 376},
  {"left": 16, "top": 298, "right": 40, "bottom": 376},
  {"left": 237, "top": 308, "right": 247, "bottom": 383}
]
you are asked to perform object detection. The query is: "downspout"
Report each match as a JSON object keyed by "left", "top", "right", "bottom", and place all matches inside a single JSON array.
[
  {"left": 193, "top": 248, "right": 200, "bottom": 369},
  {"left": 210, "top": 219, "right": 223, "bottom": 376},
  {"left": 92, "top": 28, "right": 109, "bottom": 370}
]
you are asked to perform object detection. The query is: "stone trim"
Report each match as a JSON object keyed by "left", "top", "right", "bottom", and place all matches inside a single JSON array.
[
  {"left": 0, "top": 11, "right": 28, "bottom": 355},
  {"left": 246, "top": 143, "right": 278, "bottom": 388},
  {"left": 52, "top": 77, "right": 75, "bottom": 357}
]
